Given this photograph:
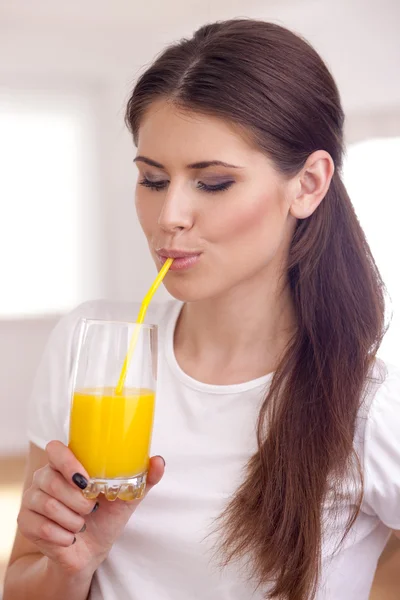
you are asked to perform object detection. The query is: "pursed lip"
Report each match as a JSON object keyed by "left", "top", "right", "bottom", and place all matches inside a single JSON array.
[{"left": 156, "top": 247, "right": 202, "bottom": 259}]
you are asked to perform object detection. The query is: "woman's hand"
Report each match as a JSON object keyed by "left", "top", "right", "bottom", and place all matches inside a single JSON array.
[{"left": 17, "top": 441, "right": 165, "bottom": 576}]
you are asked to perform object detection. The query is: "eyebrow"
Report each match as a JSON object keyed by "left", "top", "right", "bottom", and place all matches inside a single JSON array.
[{"left": 133, "top": 156, "right": 243, "bottom": 170}]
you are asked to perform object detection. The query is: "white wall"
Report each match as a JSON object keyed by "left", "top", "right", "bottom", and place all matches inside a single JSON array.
[{"left": 1, "top": 0, "right": 399, "bottom": 454}]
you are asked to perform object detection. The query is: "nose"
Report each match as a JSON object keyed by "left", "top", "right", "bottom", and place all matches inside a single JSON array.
[{"left": 157, "top": 183, "right": 194, "bottom": 234}]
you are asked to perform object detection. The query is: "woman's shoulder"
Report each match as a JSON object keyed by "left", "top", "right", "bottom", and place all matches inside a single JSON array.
[
  {"left": 364, "top": 358, "right": 400, "bottom": 415},
  {"left": 60, "top": 297, "right": 181, "bottom": 328},
  {"left": 356, "top": 358, "right": 400, "bottom": 439},
  {"left": 360, "top": 358, "right": 400, "bottom": 528},
  {"left": 354, "top": 358, "right": 399, "bottom": 456},
  {"left": 41, "top": 298, "right": 181, "bottom": 362}
]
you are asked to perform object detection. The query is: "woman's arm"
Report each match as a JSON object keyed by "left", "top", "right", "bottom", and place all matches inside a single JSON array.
[
  {"left": 4, "top": 441, "right": 165, "bottom": 600},
  {"left": 5, "top": 553, "right": 93, "bottom": 600},
  {"left": 3, "top": 443, "right": 94, "bottom": 600}
]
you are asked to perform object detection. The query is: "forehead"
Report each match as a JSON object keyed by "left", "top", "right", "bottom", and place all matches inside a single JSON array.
[{"left": 136, "top": 99, "right": 263, "bottom": 167}]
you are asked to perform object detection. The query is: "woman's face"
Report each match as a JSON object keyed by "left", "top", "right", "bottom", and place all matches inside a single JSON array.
[{"left": 134, "top": 100, "right": 297, "bottom": 302}]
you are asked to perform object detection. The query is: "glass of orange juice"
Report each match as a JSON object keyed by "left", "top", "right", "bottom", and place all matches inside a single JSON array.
[{"left": 68, "top": 318, "right": 157, "bottom": 502}]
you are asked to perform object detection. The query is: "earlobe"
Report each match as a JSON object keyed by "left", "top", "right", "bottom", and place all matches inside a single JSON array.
[{"left": 289, "top": 151, "right": 335, "bottom": 220}]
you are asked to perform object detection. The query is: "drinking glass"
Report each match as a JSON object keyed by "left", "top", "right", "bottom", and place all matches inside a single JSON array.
[{"left": 68, "top": 318, "right": 157, "bottom": 501}]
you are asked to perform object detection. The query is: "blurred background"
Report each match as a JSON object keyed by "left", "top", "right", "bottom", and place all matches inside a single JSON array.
[{"left": 0, "top": 0, "right": 399, "bottom": 596}]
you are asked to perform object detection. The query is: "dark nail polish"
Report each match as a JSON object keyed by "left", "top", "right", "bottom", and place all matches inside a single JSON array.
[
  {"left": 72, "top": 536, "right": 77, "bottom": 545},
  {"left": 72, "top": 473, "right": 88, "bottom": 490},
  {"left": 79, "top": 524, "right": 86, "bottom": 533},
  {"left": 156, "top": 455, "right": 166, "bottom": 467},
  {"left": 91, "top": 502, "right": 99, "bottom": 513}
]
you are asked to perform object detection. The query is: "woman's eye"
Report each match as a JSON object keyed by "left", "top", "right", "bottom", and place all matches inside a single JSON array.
[
  {"left": 138, "top": 177, "right": 168, "bottom": 191},
  {"left": 197, "top": 181, "right": 235, "bottom": 193},
  {"left": 138, "top": 177, "right": 235, "bottom": 194}
]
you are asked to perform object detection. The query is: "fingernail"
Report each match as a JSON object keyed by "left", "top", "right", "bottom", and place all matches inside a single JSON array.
[
  {"left": 72, "top": 536, "right": 77, "bottom": 545},
  {"left": 72, "top": 473, "right": 88, "bottom": 489},
  {"left": 156, "top": 455, "right": 166, "bottom": 467},
  {"left": 79, "top": 523, "right": 86, "bottom": 533},
  {"left": 91, "top": 502, "right": 99, "bottom": 513}
]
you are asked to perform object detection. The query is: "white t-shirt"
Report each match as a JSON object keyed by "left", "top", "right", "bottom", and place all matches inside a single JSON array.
[{"left": 27, "top": 299, "right": 400, "bottom": 600}]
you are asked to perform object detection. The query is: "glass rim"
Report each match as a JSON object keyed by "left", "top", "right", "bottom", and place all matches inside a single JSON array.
[{"left": 79, "top": 317, "right": 158, "bottom": 331}]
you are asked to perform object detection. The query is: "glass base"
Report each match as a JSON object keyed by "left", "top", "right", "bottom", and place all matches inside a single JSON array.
[{"left": 82, "top": 472, "right": 147, "bottom": 501}]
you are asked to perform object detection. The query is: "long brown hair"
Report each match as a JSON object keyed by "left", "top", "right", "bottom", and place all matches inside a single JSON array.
[{"left": 125, "top": 19, "right": 386, "bottom": 599}]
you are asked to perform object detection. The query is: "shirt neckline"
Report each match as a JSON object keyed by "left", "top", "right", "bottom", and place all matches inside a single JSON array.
[{"left": 163, "top": 301, "right": 274, "bottom": 395}]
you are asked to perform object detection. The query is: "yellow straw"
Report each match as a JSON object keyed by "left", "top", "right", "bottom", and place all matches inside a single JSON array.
[{"left": 115, "top": 258, "right": 174, "bottom": 395}]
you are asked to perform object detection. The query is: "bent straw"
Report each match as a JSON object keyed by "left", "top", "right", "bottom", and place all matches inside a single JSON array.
[{"left": 115, "top": 258, "right": 174, "bottom": 395}]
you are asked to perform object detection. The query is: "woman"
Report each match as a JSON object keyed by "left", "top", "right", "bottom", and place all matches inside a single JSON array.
[{"left": 4, "top": 18, "right": 400, "bottom": 600}]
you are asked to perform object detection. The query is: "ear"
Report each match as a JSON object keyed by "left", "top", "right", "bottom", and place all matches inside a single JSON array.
[{"left": 289, "top": 150, "right": 335, "bottom": 219}]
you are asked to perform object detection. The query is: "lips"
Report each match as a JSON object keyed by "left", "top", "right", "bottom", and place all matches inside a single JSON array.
[
  {"left": 156, "top": 248, "right": 201, "bottom": 259},
  {"left": 156, "top": 248, "right": 202, "bottom": 271}
]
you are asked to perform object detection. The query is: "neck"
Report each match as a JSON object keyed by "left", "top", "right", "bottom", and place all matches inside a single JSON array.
[{"left": 174, "top": 268, "right": 297, "bottom": 385}]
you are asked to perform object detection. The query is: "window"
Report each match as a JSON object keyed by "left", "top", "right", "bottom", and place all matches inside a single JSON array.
[
  {"left": 0, "top": 90, "right": 98, "bottom": 317},
  {"left": 342, "top": 137, "right": 400, "bottom": 365}
]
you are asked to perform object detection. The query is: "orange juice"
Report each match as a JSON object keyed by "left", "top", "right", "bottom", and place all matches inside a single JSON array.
[{"left": 69, "top": 387, "right": 155, "bottom": 479}]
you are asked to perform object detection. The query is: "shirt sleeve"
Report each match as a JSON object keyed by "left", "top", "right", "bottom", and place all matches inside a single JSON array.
[
  {"left": 362, "top": 362, "right": 400, "bottom": 529},
  {"left": 27, "top": 301, "right": 100, "bottom": 450}
]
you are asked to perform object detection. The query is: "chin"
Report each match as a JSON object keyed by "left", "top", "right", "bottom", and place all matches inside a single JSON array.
[{"left": 163, "top": 278, "right": 216, "bottom": 303}]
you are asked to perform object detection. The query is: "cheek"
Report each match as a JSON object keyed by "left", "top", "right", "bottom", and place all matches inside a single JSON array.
[
  {"left": 135, "top": 193, "right": 159, "bottom": 237},
  {"left": 205, "top": 192, "right": 285, "bottom": 246}
]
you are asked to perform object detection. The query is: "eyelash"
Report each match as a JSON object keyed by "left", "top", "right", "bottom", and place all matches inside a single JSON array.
[{"left": 138, "top": 178, "right": 235, "bottom": 194}]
